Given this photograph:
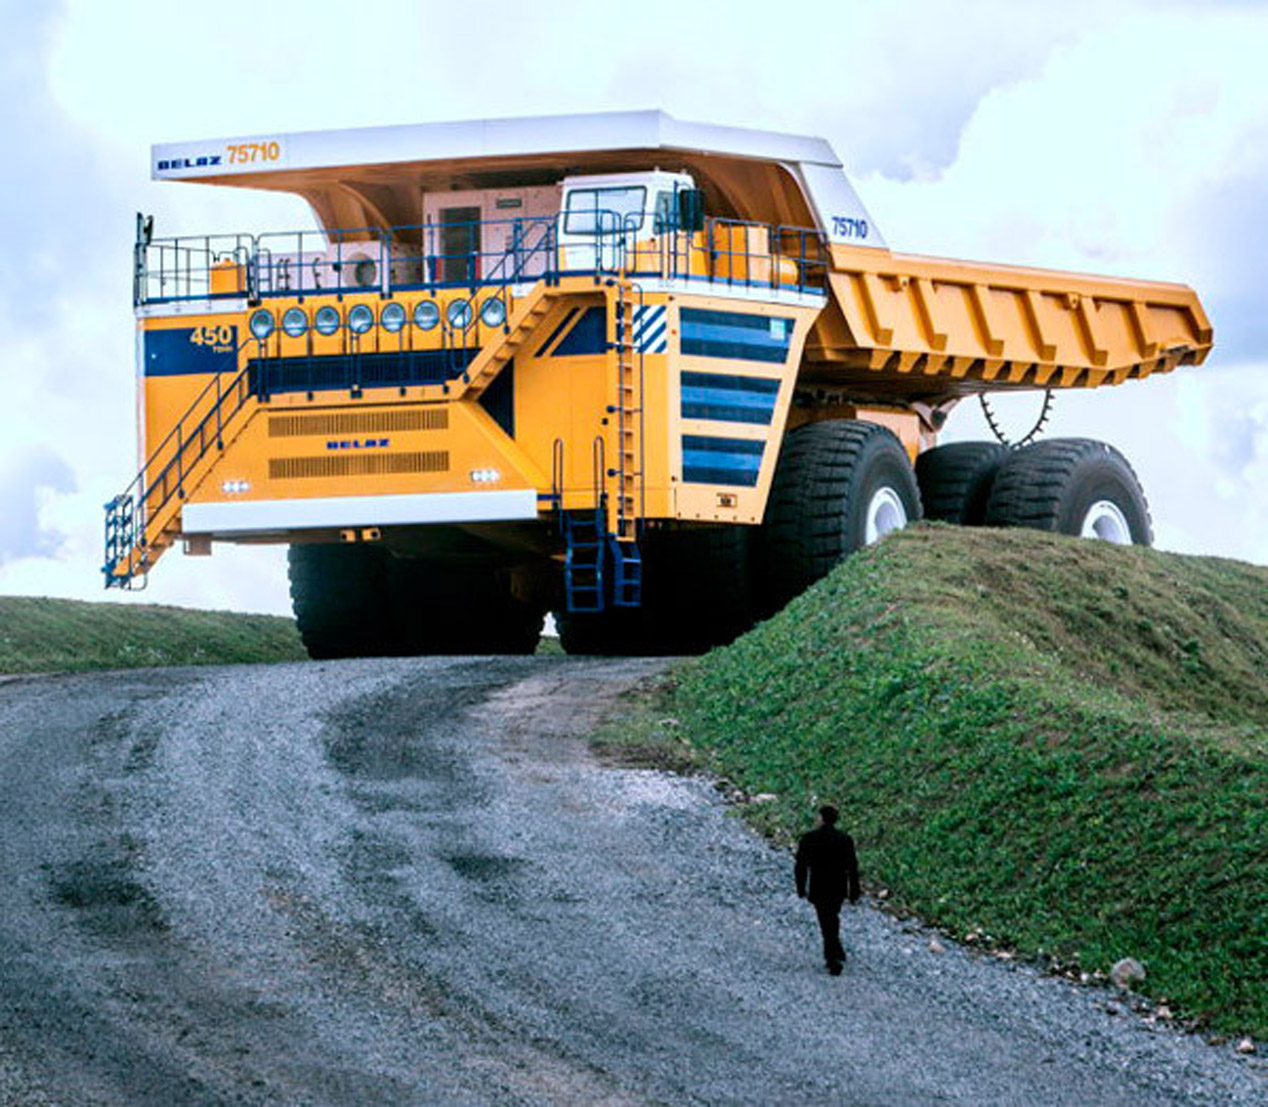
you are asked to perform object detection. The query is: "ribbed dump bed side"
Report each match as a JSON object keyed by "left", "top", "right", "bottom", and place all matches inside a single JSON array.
[{"left": 806, "top": 245, "right": 1212, "bottom": 400}]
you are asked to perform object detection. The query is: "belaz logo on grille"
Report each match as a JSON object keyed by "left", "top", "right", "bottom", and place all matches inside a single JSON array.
[{"left": 326, "top": 438, "right": 390, "bottom": 450}]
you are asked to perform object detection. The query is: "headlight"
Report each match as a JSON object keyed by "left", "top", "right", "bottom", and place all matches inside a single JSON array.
[
  {"left": 348, "top": 304, "right": 374, "bottom": 335},
  {"left": 413, "top": 300, "right": 440, "bottom": 330},
  {"left": 380, "top": 302, "right": 406, "bottom": 333},
  {"left": 446, "top": 298, "right": 472, "bottom": 330},
  {"left": 281, "top": 307, "right": 308, "bottom": 338},
  {"left": 480, "top": 297, "right": 507, "bottom": 327},
  {"left": 249, "top": 309, "right": 275, "bottom": 340},
  {"left": 314, "top": 306, "right": 340, "bottom": 336}
]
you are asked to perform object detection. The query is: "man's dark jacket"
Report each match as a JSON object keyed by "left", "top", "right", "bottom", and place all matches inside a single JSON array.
[{"left": 795, "top": 825, "right": 861, "bottom": 905}]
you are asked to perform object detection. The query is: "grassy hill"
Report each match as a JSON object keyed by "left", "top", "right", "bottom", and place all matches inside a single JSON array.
[
  {"left": 0, "top": 596, "right": 306, "bottom": 674},
  {"left": 601, "top": 524, "right": 1268, "bottom": 1039}
]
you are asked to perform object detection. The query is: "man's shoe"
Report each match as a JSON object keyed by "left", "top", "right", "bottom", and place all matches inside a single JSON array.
[{"left": 828, "top": 960, "right": 843, "bottom": 976}]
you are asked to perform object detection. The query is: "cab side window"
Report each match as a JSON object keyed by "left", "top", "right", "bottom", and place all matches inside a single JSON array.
[{"left": 653, "top": 191, "right": 675, "bottom": 233}]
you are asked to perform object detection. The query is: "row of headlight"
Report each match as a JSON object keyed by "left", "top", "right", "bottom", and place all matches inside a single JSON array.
[{"left": 249, "top": 297, "right": 507, "bottom": 341}]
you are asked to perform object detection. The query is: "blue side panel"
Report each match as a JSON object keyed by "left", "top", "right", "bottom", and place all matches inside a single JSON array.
[
  {"left": 552, "top": 306, "right": 607, "bottom": 356},
  {"left": 479, "top": 359, "right": 515, "bottom": 437},
  {"left": 534, "top": 307, "right": 579, "bottom": 357},
  {"left": 249, "top": 349, "right": 475, "bottom": 395},
  {"left": 682, "top": 434, "right": 765, "bottom": 487},
  {"left": 680, "top": 371, "right": 780, "bottom": 425},
  {"left": 144, "top": 327, "right": 238, "bottom": 376},
  {"left": 680, "top": 308, "right": 791, "bottom": 363}
]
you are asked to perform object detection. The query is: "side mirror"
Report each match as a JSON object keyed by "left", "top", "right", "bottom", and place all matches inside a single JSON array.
[{"left": 677, "top": 189, "right": 705, "bottom": 232}]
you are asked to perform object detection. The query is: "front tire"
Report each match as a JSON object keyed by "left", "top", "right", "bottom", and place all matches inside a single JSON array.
[
  {"left": 757, "top": 420, "right": 921, "bottom": 616},
  {"left": 288, "top": 544, "right": 392, "bottom": 660},
  {"left": 390, "top": 559, "right": 544, "bottom": 655},
  {"left": 985, "top": 438, "right": 1153, "bottom": 545}
]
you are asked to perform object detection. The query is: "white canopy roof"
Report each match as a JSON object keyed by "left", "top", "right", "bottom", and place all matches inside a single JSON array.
[{"left": 152, "top": 110, "right": 843, "bottom": 180}]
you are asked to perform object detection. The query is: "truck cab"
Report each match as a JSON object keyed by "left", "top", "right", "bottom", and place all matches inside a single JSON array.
[{"left": 556, "top": 170, "right": 698, "bottom": 271}]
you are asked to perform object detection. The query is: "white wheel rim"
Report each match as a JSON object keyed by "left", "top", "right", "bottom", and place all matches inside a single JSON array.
[
  {"left": 865, "top": 487, "right": 908, "bottom": 544},
  {"left": 1081, "top": 500, "right": 1132, "bottom": 544}
]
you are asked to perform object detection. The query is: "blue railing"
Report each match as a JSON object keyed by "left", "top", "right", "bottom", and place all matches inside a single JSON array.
[{"left": 134, "top": 212, "right": 830, "bottom": 307}]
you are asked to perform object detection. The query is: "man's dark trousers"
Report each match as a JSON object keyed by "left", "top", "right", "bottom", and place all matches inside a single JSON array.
[{"left": 814, "top": 898, "right": 847, "bottom": 966}]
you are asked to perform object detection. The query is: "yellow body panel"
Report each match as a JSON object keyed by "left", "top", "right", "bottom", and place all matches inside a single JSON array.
[{"left": 115, "top": 272, "right": 825, "bottom": 584}]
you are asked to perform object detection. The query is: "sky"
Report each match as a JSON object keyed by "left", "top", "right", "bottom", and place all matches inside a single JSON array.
[{"left": 1, "top": 0, "right": 1265, "bottom": 615}]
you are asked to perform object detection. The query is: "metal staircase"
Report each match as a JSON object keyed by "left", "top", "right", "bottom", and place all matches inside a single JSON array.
[
  {"left": 103, "top": 363, "right": 256, "bottom": 588},
  {"left": 456, "top": 275, "right": 555, "bottom": 399}
]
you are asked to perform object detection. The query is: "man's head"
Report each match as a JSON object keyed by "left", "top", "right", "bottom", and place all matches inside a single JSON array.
[{"left": 819, "top": 804, "right": 839, "bottom": 826}]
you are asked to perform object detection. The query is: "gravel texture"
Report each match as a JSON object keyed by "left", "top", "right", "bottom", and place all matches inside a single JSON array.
[{"left": 0, "top": 656, "right": 1262, "bottom": 1105}]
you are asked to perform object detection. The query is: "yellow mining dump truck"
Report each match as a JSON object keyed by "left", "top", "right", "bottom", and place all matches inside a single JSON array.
[{"left": 105, "top": 111, "right": 1212, "bottom": 656}]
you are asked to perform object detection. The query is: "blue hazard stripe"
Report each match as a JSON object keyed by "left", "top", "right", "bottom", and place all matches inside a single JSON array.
[{"left": 633, "top": 305, "right": 668, "bottom": 353}]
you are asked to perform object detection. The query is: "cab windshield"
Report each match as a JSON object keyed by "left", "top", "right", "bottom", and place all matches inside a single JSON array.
[{"left": 563, "top": 186, "right": 647, "bottom": 234}]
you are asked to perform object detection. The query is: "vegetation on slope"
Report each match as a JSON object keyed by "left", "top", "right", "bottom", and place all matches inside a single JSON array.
[
  {"left": 0, "top": 596, "right": 306, "bottom": 674},
  {"left": 600, "top": 524, "right": 1268, "bottom": 1038}
]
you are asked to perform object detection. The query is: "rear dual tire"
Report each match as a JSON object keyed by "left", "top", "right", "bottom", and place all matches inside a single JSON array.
[
  {"left": 918, "top": 437, "right": 1152, "bottom": 547},
  {"left": 984, "top": 438, "right": 1153, "bottom": 546}
]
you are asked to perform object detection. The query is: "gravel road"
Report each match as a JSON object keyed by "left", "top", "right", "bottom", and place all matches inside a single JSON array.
[{"left": 0, "top": 657, "right": 1262, "bottom": 1106}]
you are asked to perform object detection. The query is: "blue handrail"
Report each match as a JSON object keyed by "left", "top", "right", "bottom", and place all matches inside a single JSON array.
[{"left": 133, "top": 214, "right": 830, "bottom": 306}]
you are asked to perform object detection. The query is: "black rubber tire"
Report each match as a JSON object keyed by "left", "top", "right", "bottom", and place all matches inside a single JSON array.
[
  {"left": 289, "top": 544, "right": 392, "bottom": 660},
  {"left": 985, "top": 438, "right": 1153, "bottom": 545},
  {"left": 555, "top": 524, "right": 753, "bottom": 656},
  {"left": 641, "top": 524, "right": 754, "bottom": 654},
  {"left": 290, "top": 545, "right": 544, "bottom": 658},
  {"left": 915, "top": 441, "right": 1009, "bottom": 524},
  {"left": 389, "top": 559, "right": 545, "bottom": 655},
  {"left": 756, "top": 420, "right": 922, "bottom": 616},
  {"left": 555, "top": 607, "right": 644, "bottom": 657}
]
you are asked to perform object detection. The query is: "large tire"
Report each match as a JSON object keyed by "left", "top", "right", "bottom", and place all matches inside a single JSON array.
[
  {"left": 390, "top": 559, "right": 544, "bottom": 655},
  {"left": 290, "top": 545, "right": 544, "bottom": 659},
  {"left": 641, "top": 524, "right": 754, "bottom": 654},
  {"left": 555, "top": 607, "right": 643, "bottom": 657},
  {"left": 289, "top": 544, "right": 393, "bottom": 660},
  {"left": 915, "top": 441, "right": 1008, "bottom": 524},
  {"left": 757, "top": 420, "right": 922, "bottom": 616},
  {"left": 985, "top": 438, "right": 1153, "bottom": 545}
]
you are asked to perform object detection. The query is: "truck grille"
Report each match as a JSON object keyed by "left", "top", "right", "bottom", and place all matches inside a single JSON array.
[
  {"left": 268, "top": 409, "right": 448, "bottom": 437},
  {"left": 269, "top": 451, "right": 449, "bottom": 480}
]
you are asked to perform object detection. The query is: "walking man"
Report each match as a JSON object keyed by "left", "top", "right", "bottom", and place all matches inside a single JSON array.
[{"left": 795, "top": 805, "right": 861, "bottom": 975}]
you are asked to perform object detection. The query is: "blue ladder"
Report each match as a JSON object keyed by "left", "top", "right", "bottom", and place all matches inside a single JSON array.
[
  {"left": 609, "top": 537, "right": 642, "bottom": 608},
  {"left": 564, "top": 510, "right": 604, "bottom": 613}
]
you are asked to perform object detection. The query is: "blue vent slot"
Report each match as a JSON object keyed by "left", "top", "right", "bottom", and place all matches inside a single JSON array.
[{"left": 682, "top": 434, "right": 764, "bottom": 487}]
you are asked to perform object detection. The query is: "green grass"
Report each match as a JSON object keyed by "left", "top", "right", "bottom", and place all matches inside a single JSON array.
[
  {"left": 0, "top": 596, "right": 307, "bottom": 674},
  {"left": 601, "top": 524, "right": 1268, "bottom": 1039}
]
